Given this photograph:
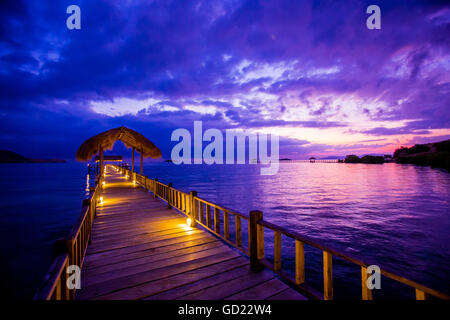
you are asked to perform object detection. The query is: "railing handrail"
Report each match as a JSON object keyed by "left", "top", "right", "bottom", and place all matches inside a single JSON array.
[
  {"left": 194, "top": 195, "right": 248, "bottom": 220},
  {"left": 117, "top": 165, "right": 450, "bottom": 301},
  {"left": 69, "top": 184, "right": 99, "bottom": 239},
  {"left": 34, "top": 173, "right": 102, "bottom": 300},
  {"left": 258, "top": 220, "right": 450, "bottom": 300},
  {"left": 68, "top": 202, "right": 90, "bottom": 240},
  {"left": 33, "top": 253, "right": 69, "bottom": 300}
]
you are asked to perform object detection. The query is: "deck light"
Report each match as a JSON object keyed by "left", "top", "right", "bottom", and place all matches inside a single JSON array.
[
  {"left": 186, "top": 218, "right": 192, "bottom": 227},
  {"left": 102, "top": 181, "right": 105, "bottom": 186},
  {"left": 99, "top": 196, "right": 104, "bottom": 204}
]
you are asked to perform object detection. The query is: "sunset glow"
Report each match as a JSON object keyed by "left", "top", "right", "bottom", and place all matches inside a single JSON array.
[{"left": 0, "top": 1, "right": 449, "bottom": 159}]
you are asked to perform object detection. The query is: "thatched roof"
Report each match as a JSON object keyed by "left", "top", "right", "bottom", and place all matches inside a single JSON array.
[{"left": 76, "top": 126, "right": 162, "bottom": 161}]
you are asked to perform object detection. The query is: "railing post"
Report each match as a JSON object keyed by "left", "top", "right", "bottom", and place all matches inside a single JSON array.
[
  {"left": 65, "top": 237, "right": 76, "bottom": 299},
  {"left": 214, "top": 207, "right": 220, "bottom": 234},
  {"left": 89, "top": 186, "right": 95, "bottom": 199},
  {"left": 82, "top": 199, "right": 91, "bottom": 245},
  {"left": 361, "top": 266, "right": 373, "bottom": 300},
  {"left": 53, "top": 239, "right": 70, "bottom": 300},
  {"left": 66, "top": 238, "right": 74, "bottom": 266},
  {"left": 206, "top": 205, "right": 212, "bottom": 228},
  {"left": 235, "top": 216, "right": 242, "bottom": 247},
  {"left": 224, "top": 211, "right": 230, "bottom": 240},
  {"left": 415, "top": 289, "right": 428, "bottom": 300},
  {"left": 154, "top": 178, "right": 158, "bottom": 198},
  {"left": 257, "top": 221, "right": 264, "bottom": 260},
  {"left": 63, "top": 259, "right": 70, "bottom": 300},
  {"left": 189, "top": 191, "right": 198, "bottom": 227},
  {"left": 99, "top": 147, "right": 104, "bottom": 176},
  {"left": 167, "top": 183, "right": 173, "bottom": 209},
  {"left": 274, "top": 231, "right": 281, "bottom": 271},
  {"left": 89, "top": 186, "right": 97, "bottom": 217},
  {"left": 249, "top": 210, "right": 263, "bottom": 272},
  {"left": 323, "top": 251, "right": 333, "bottom": 300},
  {"left": 295, "top": 240, "right": 305, "bottom": 285},
  {"left": 199, "top": 202, "right": 204, "bottom": 224}
]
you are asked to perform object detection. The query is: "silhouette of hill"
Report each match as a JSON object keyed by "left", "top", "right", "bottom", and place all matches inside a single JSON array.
[
  {"left": 0, "top": 150, "right": 66, "bottom": 163},
  {"left": 394, "top": 139, "right": 450, "bottom": 171}
]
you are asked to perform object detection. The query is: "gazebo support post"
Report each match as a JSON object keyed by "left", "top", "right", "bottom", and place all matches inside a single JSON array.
[
  {"left": 132, "top": 147, "right": 135, "bottom": 172},
  {"left": 99, "top": 148, "right": 104, "bottom": 176},
  {"left": 140, "top": 149, "right": 143, "bottom": 175}
]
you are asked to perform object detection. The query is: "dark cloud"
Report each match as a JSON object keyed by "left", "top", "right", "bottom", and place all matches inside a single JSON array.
[
  {"left": 362, "top": 127, "right": 431, "bottom": 136},
  {"left": 0, "top": 0, "right": 449, "bottom": 158}
]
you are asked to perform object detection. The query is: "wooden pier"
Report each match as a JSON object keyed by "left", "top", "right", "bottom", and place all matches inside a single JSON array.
[
  {"left": 33, "top": 127, "right": 450, "bottom": 300},
  {"left": 35, "top": 163, "right": 450, "bottom": 301},
  {"left": 75, "top": 167, "right": 306, "bottom": 300}
]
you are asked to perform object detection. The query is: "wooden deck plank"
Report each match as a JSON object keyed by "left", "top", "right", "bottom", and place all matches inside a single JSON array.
[
  {"left": 144, "top": 264, "right": 252, "bottom": 300},
  {"left": 83, "top": 245, "right": 235, "bottom": 287},
  {"left": 76, "top": 167, "right": 307, "bottom": 300},
  {"left": 100, "top": 258, "right": 250, "bottom": 300},
  {"left": 266, "top": 288, "right": 308, "bottom": 300},
  {"left": 83, "top": 233, "right": 214, "bottom": 263},
  {"left": 176, "top": 271, "right": 276, "bottom": 300},
  {"left": 83, "top": 237, "right": 220, "bottom": 270},
  {"left": 86, "top": 229, "right": 203, "bottom": 254},
  {"left": 91, "top": 220, "right": 187, "bottom": 235},
  {"left": 84, "top": 241, "right": 224, "bottom": 275},
  {"left": 88, "top": 227, "right": 203, "bottom": 249},
  {"left": 77, "top": 251, "right": 241, "bottom": 299},
  {"left": 224, "top": 278, "right": 289, "bottom": 300},
  {"left": 90, "top": 225, "right": 186, "bottom": 241}
]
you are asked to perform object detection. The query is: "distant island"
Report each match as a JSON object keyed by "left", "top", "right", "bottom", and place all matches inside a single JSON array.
[
  {"left": 340, "top": 139, "right": 450, "bottom": 170},
  {"left": 0, "top": 150, "right": 66, "bottom": 163},
  {"left": 393, "top": 139, "right": 450, "bottom": 171},
  {"left": 344, "top": 154, "right": 387, "bottom": 164}
]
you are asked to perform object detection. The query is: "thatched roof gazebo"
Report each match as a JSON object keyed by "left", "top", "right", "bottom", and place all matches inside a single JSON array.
[{"left": 76, "top": 126, "right": 162, "bottom": 175}]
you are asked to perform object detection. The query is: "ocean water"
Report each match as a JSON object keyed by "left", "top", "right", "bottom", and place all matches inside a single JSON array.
[
  {"left": 0, "top": 163, "right": 90, "bottom": 299},
  {"left": 0, "top": 162, "right": 449, "bottom": 299}
]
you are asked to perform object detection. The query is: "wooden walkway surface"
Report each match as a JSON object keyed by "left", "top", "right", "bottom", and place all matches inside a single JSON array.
[{"left": 76, "top": 167, "right": 307, "bottom": 300}]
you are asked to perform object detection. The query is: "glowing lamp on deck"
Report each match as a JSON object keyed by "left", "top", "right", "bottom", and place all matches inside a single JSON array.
[
  {"left": 102, "top": 181, "right": 105, "bottom": 186},
  {"left": 99, "top": 196, "right": 104, "bottom": 204},
  {"left": 186, "top": 218, "right": 192, "bottom": 227}
]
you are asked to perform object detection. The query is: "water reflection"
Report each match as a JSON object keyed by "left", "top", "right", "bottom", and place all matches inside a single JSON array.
[
  {"left": 85, "top": 174, "right": 90, "bottom": 196},
  {"left": 141, "top": 162, "right": 450, "bottom": 298}
]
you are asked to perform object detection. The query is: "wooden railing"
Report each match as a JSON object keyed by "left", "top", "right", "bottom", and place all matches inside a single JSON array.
[
  {"left": 256, "top": 218, "right": 450, "bottom": 300},
  {"left": 116, "top": 165, "right": 450, "bottom": 301},
  {"left": 191, "top": 195, "right": 249, "bottom": 256},
  {"left": 33, "top": 174, "right": 103, "bottom": 300}
]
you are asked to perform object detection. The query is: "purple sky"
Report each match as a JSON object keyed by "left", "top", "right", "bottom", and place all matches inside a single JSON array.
[{"left": 0, "top": 0, "right": 449, "bottom": 160}]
